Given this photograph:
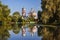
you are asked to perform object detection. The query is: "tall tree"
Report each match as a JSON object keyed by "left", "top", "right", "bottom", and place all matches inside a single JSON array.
[
  {"left": 40, "top": 0, "right": 60, "bottom": 40},
  {"left": 0, "top": 1, "right": 10, "bottom": 25},
  {"left": 38, "top": 10, "right": 42, "bottom": 23},
  {"left": 41, "top": 0, "right": 60, "bottom": 24}
]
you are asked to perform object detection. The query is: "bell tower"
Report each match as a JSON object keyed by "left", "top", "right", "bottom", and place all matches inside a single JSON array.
[{"left": 22, "top": 8, "right": 26, "bottom": 17}]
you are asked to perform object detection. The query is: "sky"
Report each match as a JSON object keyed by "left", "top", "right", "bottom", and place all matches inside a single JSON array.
[{"left": 1, "top": 0, "right": 42, "bottom": 16}]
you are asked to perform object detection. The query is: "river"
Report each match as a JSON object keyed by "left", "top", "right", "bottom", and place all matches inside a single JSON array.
[{"left": 0, "top": 23, "right": 43, "bottom": 40}]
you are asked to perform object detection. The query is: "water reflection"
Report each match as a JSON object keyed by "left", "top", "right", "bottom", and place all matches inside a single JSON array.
[
  {"left": 0, "top": 24, "right": 42, "bottom": 40},
  {"left": 12, "top": 25, "right": 20, "bottom": 34},
  {"left": 0, "top": 23, "right": 59, "bottom": 40},
  {"left": 21, "top": 26, "right": 26, "bottom": 36},
  {"left": 28, "top": 25, "right": 37, "bottom": 36},
  {"left": 0, "top": 26, "right": 10, "bottom": 40}
]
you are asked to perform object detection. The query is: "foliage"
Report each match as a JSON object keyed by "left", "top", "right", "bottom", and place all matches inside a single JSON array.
[
  {"left": 0, "top": 2, "right": 11, "bottom": 25},
  {"left": 40, "top": 0, "right": 60, "bottom": 24},
  {"left": 12, "top": 11, "right": 20, "bottom": 22},
  {"left": 38, "top": 10, "right": 42, "bottom": 23},
  {"left": 39, "top": 0, "right": 60, "bottom": 40}
]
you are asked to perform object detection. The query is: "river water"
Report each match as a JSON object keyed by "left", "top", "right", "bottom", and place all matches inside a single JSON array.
[{"left": 0, "top": 24, "right": 43, "bottom": 40}]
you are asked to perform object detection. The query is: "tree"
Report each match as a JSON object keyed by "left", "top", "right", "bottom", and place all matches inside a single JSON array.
[
  {"left": 38, "top": 10, "right": 42, "bottom": 23},
  {"left": 0, "top": 1, "right": 10, "bottom": 25},
  {"left": 41, "top": 0, "right": 60, "bottom": 24},
  {"left": 40, "top": 0, "right": 60, "bottom": 40},
  {"left": 12, "top": 11, "right": 20, "bottom": 22},
  {"left": 41, "top": 11, "right": 50, "bottom": 24}
]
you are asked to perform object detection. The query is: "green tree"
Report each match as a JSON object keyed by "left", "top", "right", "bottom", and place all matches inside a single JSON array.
[
  {"left": 0, "top": 1, "right": 10, "bottom": 25},
  {"left": 12, "top": 11, "right": 20, "bottom": 22},
  {"left": 41, "top": 0, "right": 60, "bottom": 24},
  {"left": 38, "top": 10, "right": 42, "bottom": 23},
  {"left": 40, "top": 0, "right": 60, "bottom": 40}
]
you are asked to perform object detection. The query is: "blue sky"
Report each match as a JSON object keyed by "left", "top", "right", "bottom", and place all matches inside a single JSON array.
[{"left": 1, "top": 0, "right": 41, "bottom": 15}]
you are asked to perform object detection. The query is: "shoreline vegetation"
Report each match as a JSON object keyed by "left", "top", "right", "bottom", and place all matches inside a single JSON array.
[
  {"left": 37, "top": 0, "right": 60, "bottom": 40},
  {"left": 0, "top": 1, "right": 37, "bottom": 26},
  {"left": 0, "top": 0, "right": 60, "bottom": 40},
  {"left": 0, "top": 1, "right": 60, "bottom": 25}
]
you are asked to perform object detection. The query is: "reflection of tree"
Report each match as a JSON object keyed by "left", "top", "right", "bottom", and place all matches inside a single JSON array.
[
  {"left": 28, "top": 24, "right": 34, "bottom": 28},
  {"left": 28, "top": 24, "right": 34, "bottom": 36},
  {"left": 0, "top": 26, "right": 10, "bottom": 40},
  {"left": 28, "top": 24, "right": 37, "bottom": 36},
  {"left": 37, "top": 26, "right": 43, "bottom": 36},
  {"left": 12, "top": 24, "right": 20, "bottom": 34},
  {"left": 2, "top": 30, "right": 10, "bottom": 40}
]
